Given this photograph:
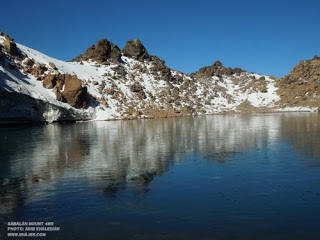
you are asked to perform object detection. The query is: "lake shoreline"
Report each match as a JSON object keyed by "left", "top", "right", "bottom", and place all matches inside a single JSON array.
[{"left": 0, "top": 108, "right": 318, "bottom": 127}]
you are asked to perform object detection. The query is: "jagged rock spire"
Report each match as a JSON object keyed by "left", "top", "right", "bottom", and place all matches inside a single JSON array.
[
  {"left": 122, "top": 39, "right": 150, "bottom": 61},
  {"left": 71, "top": 38, "right": 121, "bottom": 63}
]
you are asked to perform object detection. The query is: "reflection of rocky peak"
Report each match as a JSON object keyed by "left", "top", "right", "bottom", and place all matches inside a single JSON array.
[
  {"left": 3, "top": 113, "right": 320, "bottom": 216},
  {"left": 71, "top": 38, "right": 121, "bottom": 63},
  {"left": 191, "top": 61, "right": 245, "bottom": 79},
  {"left": 122, "top": 39, "right": 150, "bottom": 61},
  {"left": 276, "top": 56, "right": 320, "bottom": 108}
]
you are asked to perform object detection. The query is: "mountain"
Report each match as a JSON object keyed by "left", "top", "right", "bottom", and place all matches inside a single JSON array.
[
  {"left": 0, "top": 31, "right": 318, "bottom": 124},
  {"left": 276, "top": 55, "right": 320, "bottom": 110}
]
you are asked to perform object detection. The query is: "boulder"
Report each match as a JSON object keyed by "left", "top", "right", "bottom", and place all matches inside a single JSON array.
[
  {"left": 130, "top": 82, "right": 146, "bottom": 99},
  {"left": 259, "top": 85, "right": 268, "bottom": 93},
  {"left": 63, "top": 75, "right": 90, "bottom": 108},
  {"left": 49, "top": 62, "right": 57, "bottom": 70},
  {"left": 42, "top": 75, "right": 57, "bottom": 89},
  {"left": 30, "top": 67, "right": 44, "bottom": 78},
  {"left": 3, "top": 38, "right": 19, "bottom": 56},
  {"left": 63, "top": 87, "right": 90, "bottom": 108},
  {"left": 123, "top": 39, "right": 150, "bottom": 61},
  {"left": 64, "top": 75, "right": 82, "bottom": 92},
  {"left": 130, "top": 81, "right": 144, "bottom": 92},
  {"left": 35, "top": 62, "right": 47, "bottom": 70},
  {"left": 23, "top": 58, "right": 35, "bottom": 66}
]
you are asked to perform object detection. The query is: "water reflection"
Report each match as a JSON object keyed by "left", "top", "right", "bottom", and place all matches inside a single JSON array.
[
  {"left": 279, "top": 113, "right": 320, "bottom": 161},
  {"left": 0, "top": 113, "right": 320, "bottom": 225}
]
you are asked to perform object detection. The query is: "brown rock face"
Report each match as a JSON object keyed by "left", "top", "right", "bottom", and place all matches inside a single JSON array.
[
  {"left": 56, "top": 74, "right": 66, "bottom": 90},
  {"left": 191, "top": 61, "right": 245, "bottom": 79},
  {"left": 30, "top": 67, "right": 45, "bottom": 78},
  {"left": 71, "top": 38, "right": 121, "bottom": 63},
  {"left": 42, "top": 75, "right": 57, "bottom": 89},
  {"left": 65, "top": 75, "right": 82, "bottom": 92},
  {"left": 63, "top": 75, "right": 89, "bottom": 108},
  {"left": 39, "top": 73, "right": 90, "bottom": 109},
  {"left": 63, "top": 87, "right": 89, "bottom": 108},
  {"left": 123, "top": 39, "right": 150, "bottom": 61},
  {"left": 276, "top": 56, "right": 320, "bottom": 108},
  {"left": 3, "top": 38, "right": 19, "bottom": 56}
]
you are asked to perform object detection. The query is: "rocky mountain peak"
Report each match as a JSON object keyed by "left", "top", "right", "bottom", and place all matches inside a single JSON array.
[
  {"left": 276, "top": 55, "right": 320, "bottom": 108},
  {"left": 122, "top": 39, "right": 150, "bottom": 61},
  {"left": 71, "top": 38, "right": 121, "bottom": 63},
  {"left": 283, "top": 56, "right": 320, "bottom": 84},
  {"left": 212, "top": 60, "right": 223, "bottom": 67},
  {"left": 191, "top": 61, "right": 245, "bottom": 79},
  {"left": 313, "top": 55, "right": 320, "bottom": 60}
]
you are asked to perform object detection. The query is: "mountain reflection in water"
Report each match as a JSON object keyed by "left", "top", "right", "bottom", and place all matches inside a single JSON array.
[{"left": 0, "top": 113, "right": 320, "bottom": 240}]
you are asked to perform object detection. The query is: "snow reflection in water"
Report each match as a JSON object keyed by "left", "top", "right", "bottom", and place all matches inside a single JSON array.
[{"left": 0, "top": 113, "right": 320, "bottom": 240}]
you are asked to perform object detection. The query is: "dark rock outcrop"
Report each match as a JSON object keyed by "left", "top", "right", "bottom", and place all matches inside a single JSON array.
[
  {"left": 191, "top": 61, "right": 245, "bottom": 79},
  {"left": 0, "top": 46, "right": 4, "bottom": 62},
  {"left": 130, "top": 81, "right": 144, "bottom": 92},
  {"left": 2, "top": 38, "right": 19, "bottom": 56},
  {"left": 71, "top": 38, "right": 121, "bottom": 63},
  {"left": 313, "top": 55, "right": 320, "bottom": 60},
  {"left": 130, "top": 81, "right": 146, "bottom": 99},
  {"left": 149, "top": 56, "right": 172, "bottom": 81},
  {"left": 123, "top": 39, "right": 150, "bottom": 61}
]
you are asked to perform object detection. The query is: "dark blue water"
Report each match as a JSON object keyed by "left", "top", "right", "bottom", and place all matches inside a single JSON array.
[{"left": 1, "top": 113, "right": 320, "bottom": 239}]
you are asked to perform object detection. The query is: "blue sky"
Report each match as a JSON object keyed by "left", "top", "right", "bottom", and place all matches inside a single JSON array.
[{"left": 1, "top": 0, "right": 319, "bottom": 77}]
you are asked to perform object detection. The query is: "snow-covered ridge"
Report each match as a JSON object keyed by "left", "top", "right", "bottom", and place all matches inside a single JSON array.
[{"left": 0, "top": 33, "right": 318, "bottom": 124}]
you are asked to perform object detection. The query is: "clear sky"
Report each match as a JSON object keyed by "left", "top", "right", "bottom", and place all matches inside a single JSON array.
[{"left": 1, "top": 0, "right": 319, "bottom": 77}]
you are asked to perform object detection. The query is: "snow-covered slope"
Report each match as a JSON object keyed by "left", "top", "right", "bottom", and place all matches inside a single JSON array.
[{"left": 0, "top": 33, "right": 318, "bottom": 124}]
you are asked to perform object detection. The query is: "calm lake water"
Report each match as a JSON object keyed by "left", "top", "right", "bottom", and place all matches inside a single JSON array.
[{"left": 1, "top": 113, "right": 320, "bottom": 240}]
